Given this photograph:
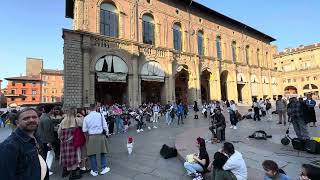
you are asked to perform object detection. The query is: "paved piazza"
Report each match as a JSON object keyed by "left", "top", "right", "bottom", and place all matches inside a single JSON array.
[{"left": 1, "top": 105, "right": 319, "bottom": 180}]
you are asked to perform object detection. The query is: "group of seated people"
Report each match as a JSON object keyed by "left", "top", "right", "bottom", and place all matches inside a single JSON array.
[{"left": 184, "top": 138, "right": 319, "bottom": 180}]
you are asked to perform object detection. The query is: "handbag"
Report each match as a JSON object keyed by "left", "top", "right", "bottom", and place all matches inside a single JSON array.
[{"left": 73, "top": 118, "right": 86, "bottom": 147}]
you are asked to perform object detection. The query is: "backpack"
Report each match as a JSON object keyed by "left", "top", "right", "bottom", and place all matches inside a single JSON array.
[
  {"left": 292, "top": 138, "right": 306, "bottom": 151},
  {"left": 248, "top": 130, "right": 272, "bottom": 140},
  {"left": 305, "top": 140, "right": 320, "bottom": 154},
  {"left": 160, "top": 144, "right": 177, "bottom": 159}
]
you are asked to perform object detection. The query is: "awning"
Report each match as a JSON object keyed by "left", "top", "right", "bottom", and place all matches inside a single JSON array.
[
  {"left": 97, "top": 72, "right": 127, "bottom": 83},
  {"left": 141, "top": 75, "right": 165, "bottom": 82}
]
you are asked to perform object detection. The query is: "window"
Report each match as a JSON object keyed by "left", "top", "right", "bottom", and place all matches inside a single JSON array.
[
  {"left": 173, "top": 23, "right": 182, "bottom": 51},
  {"left": 288, "top": 79, "right": 291, "bottom": 83},
  {"left": 265, "top": 52, "right": 269, "bottom": 67},
  {"left": 43, "top": 81, "right": 47, "bottom": 86},
  {"left": 100, "top": 3, "right": 119, "bottom": 37},
  {"left": 52, "top": 89, "right": 56, "bottom": 94},
  {"left": 44, "top": 89, "right": 48, "bottom": 94},
  {"left": 51, "top": 96, "right": 55, "bottom": 102},
  {"left": 22, "top": 89, "right": 26, "bottom": 95},
  {"left": 22, "top": 82, "right": 26, "bottom": 86},
  {"left": 197, "top": 31, "right": 204, "bottom": 56},
  {"left": 306, "top": 77, "right": 310, "bottom": 81},
  {"left": 245, "top": 45, "right": 250, "bottom": 64},
  {"left": 43, "top": 97, "right": 46, "bottom": 103},
  {"left": 32, "top": 82, "right": 36, "bottom": 87},
  {"left": 142, "top": 14, "right": 155, "bottom": 45},
  {"left": 216, "top": 36, "right": 222, "bottom": 60},
  {"left": 314, "top": 77, "right": 317, "bottom": 80},
  {"left": 22, "top": 98, "right": 26, "bottom": 101},
  {"left": 11, "top": 98, "right": 14, "bottom": 101},
  {"left": 231, "top": 41, "right": 237, "bottom": 63},
  {"left": 32, "top": 90, "right": 37, "bottom": 95},
  {"left": 12, "top": 82, "right": 15, "bottom": 86},
  {"left": 32, "top": 97, "right": 36, "bottom": 101},
  {"left": 11, "top": 90, "right": 15, "bottom": 94}
]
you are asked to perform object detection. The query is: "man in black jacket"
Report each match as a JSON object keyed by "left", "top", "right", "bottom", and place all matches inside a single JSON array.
[
  {"left": 0, "top": 108, "right": 49, "bottom": 180},
  {"left": 209, "top": 108, "right": 226, "bottom": 143}
]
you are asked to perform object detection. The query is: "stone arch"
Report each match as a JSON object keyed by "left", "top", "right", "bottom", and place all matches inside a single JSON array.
[
  {"left": 284, "top": 86, "right": 298, "bottom": 95},
  {"left": 90, "top": 49, "right": 133, "bottom": 74},
  {"left": 139, "top": 10, "right": 159, "bottom": 24},
  {"left": 97, "top": 0, "right": 124, "bottom": 12}
]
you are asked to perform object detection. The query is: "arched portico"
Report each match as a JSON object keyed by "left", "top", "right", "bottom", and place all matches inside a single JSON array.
[{"left": 175, "top": 65, "right": 190, "bottom": 104}]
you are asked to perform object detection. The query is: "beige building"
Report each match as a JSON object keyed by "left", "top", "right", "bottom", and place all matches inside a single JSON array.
[
  {"left": 63, "top": 0, "right": 280, "bottom": 108},
  {"left": 274, "top": 42, "right": 320, "bottom": 99}
]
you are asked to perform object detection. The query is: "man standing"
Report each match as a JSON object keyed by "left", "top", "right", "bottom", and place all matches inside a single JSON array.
[
  {"left": 287, "top": 97, "right": 309, "bottom": 140},
  {"left": 83, "top": 104, "right": 110, "bottom": 177},
  {"left": 38, "top": 105, "right": 55, "bottom": 160},
  {"left": 152, "top": 103, "right": 160, "bottom": 128},
  {"left": 177, "top": 102, "right": 184, "bottom": 125},
  {"left": 0, "top": 108, "right": 49, "bottom": 180},
  {"left": 276, "top": 95, "right": 287, "bottom": 125},
  {"left": 304, "top": 94, "right": 317, "bottom": 127}
]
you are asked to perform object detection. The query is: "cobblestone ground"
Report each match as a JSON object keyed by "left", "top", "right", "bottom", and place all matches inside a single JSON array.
[{"left": 0, "top": 105, "right": 319, "bottom": 180}]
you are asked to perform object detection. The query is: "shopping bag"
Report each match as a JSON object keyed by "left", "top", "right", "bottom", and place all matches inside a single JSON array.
[{"left": 46, "top": 150, "right": 55, "bottom": 170}]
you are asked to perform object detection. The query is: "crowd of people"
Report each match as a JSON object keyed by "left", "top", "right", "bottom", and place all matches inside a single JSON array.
[{"left": 0, "top": 95, "right": 319, "bottom": 180}]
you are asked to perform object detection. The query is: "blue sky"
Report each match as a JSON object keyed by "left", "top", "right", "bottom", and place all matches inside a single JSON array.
[{"left": 0, "top": 0, "right": 319, "bottom": 86}]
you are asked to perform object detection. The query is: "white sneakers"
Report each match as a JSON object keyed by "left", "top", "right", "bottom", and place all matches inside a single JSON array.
[
  {"left": 90, "top": 170, "right": 98, "bottom": 177},
  {"left": 230, "top": 126, "right": 238, "bottom": 129},
  {"left": 101, "top": 167, "right": 111, "bottom": 175},
  {"left": 148, "top": 126, "right": 151, "bottom": 130},
  {"left": 90, "top": 167, "right": 110, "bottom": 177},
  {"left": 137, "top": 129, "right": 144, "bottom": 133},
  {"left": 230, "top": 126, "right": 234, "bottom": 129},
  {"left": 153, "top": 126, "right": 157, "bottom": 129}
]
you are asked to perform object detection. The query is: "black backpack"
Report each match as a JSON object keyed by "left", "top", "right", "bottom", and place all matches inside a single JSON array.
[
  {"left": 305, "top": 140, "right": 320, "bottom": 154},
  {"left": 292, "top": 138, "right": 306, "bottom": 151},
  {"left": 160, "top": 144, "right": 177, "bottom": 159}
]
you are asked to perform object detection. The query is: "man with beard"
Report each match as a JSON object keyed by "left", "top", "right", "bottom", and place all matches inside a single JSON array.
[{"left": 0, "top": 108, "right": 49, "bottom": 180}]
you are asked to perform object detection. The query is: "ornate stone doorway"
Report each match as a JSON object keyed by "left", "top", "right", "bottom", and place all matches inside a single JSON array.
[
  {"left": 175, "top": 65, "right": 189, "bottom": 104},
  {"left": 220, "top": 70, "right": 228, "bottom": 101},
  {"left": 200, "top": 70, "right": 211, "bottom": 103},
  {"left": 94, "top": 55, "right": 128, "bottom": 105},
  {"left": 140, "top": 61, "right": 165, "bottom": 104}
]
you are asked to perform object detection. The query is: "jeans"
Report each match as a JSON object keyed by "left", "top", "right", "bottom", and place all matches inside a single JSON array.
[
  {"left": 184, "top": 162, "right": 204, "bottom": 175},
  {"left": 177, "top": 113, "right": 184, "bottom": 124},
  {"left": 278, "top": 110, "right": 287, "bottom": 124},
  {"left": 292, "top": 118, "right": 309, "bottom": 140},
  {"left": 153, "top": 112, "right": 159, "bottom": 123},
  {"left": 89, "top": 153, "right": 107, "bottom": 172},
  {"left": 115, "top": 117, "right": 124, "bottom": 133},
  {"left": 165, "top": 112, "right": 172, "bottom": 125},
  {"left": 229, "top": 112, "right": 237, "bottom": 126}
]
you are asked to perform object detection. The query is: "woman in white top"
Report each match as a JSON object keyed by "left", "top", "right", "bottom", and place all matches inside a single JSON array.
[{"left": 229, "top": 100, "right": 238, "bottom": 129}]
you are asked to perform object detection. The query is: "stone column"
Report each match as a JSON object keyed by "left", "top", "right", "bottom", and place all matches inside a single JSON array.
[
  {"left": 195, "top": 57, "right": 202, "bottom": 105},
  {"left": 74, "top": 0, "right": 84, "bottom": 30},
  {"left": 131, "top": 55, "right": 140, "bottom": 107},
  {"left": 167, "top": 57, "right": 174, "bottom": 102}
]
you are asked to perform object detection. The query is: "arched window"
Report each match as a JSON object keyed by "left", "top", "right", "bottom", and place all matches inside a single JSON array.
[
  {"left": 231, "top": 41, "right": 237, "bottom": 63},
  {"left": 142, "top": 14, "right": 155, "bottom": 45},
  {"left": 265, "top": 52, "right": 269, "bottom": 67},
  {"left": 245, "top": 45, "right": 250, "bottom": 64},
  {"left": 216, "top": 36, "right": 222, "bottom": 60},
  {"left": 173, "top": 23, "right": 182, "bottom": 51},
  {"left": 257, "top": 49, "right": 260, "bottom": 66},
  {"left": 100, "top": 3, "right": 119, "bottom": 37},
  {"left": 197, "top": 31, "right": 204, "bottom": 56}
]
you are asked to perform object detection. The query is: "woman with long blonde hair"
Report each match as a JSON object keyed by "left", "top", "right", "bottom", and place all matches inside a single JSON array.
[{"left": 58, "top": 107, "right": 82, "bottom": 180}]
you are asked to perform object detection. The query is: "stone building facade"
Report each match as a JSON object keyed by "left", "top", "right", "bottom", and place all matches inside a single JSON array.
[
  {"left": 41, "top": 69, "right": 64, "bottom": 103},
  {"left": 274, "top": 42, "right": 320, "bottom": 99},
  {"left": 63, "top": 0, "right": 280, "bottom": 108}
]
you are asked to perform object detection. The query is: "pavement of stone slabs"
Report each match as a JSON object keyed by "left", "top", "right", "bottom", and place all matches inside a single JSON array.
[{"left": 0, "top": 105, "right": 319, "bottom": 180}]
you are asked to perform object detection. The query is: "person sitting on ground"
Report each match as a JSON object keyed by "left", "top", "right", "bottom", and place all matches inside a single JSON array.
[
  {"left": 262, "top": 160, "right": 291, "bottom": 180},
  {"left": 221, "top": 142, "right": 247, "bottom": 180},
  {"left": 299, "top": 164, "right": 320, "bottom": 180},
  {"left": 208, "top": 152, "right": 237, "bottom": 180},
  {"left": 242, "top": 109, "right": 254, "bottom": 120},
  {"left": 184, "top": 137, "right": 210, "bottom": 177},
  {"left": 209, "top": 108, "right": 226, "bottom": 143}
]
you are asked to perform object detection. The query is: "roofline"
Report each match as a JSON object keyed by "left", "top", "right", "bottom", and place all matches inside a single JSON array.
[
  {"left": 190, "top": 1, "right": 276, "bottom": 42},
  {"left": 4, "top": 78, "right": 41, "bottom": 81}
]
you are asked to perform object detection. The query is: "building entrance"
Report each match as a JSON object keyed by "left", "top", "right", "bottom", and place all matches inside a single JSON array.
[
  {"left": 95, "top": 81, "right": 127, "bottom": 105},
  {"left": 220, "top": 70, "right": 228, "bottom": 101},
  {"left": 201, "top": 70, "right": 211, "bottom": 103},
  {"left": 175, "top": 68, "right": 189, "bottom": 104}
]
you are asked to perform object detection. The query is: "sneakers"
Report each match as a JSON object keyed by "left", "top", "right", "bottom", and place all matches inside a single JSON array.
[
  {"left": 230, "top": 126, "right": 234, "bottom": 129},
  {"left": 233, "top": 126, "right": 238, "bottom": 130},
  {"left": 90, "top": 170, "right": 98, "bottom": 177},
  {"left": 153, "top": 126, "right": 157, "bottom": 129},
  {"left": 148, "top": 126, "right": 151, "bottom": 130},
  {"left": 137, "top": 129, "right": 140, "bottom": 133},
  {"left": 140, "top": 129, "right": 144, "bottom": 132},
  {"left": 49, "top": 171, "right": 53, "bottom": 176},
  {"left": 100, "top": 167, "right": 110, "bottom": 175}
]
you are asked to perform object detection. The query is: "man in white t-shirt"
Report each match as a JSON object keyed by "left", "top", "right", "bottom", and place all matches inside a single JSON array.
[{"left": 222, "top": 142, "right": 247, "bottom": 180}]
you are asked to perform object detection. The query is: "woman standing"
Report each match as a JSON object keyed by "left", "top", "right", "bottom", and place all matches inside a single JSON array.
[
  {"left": 252, "top": 97, "right": 261, "bottom": 121},
  {"left": 193, "top": 101, "right": 199, "bottom": 119},
  {"left": 229, "top": 100, "right": 238, "bottom": 129},
  {"left": 58, "top": 107, "right": 82, "bottom": 180},
  {"left": 183, "top": 137, "right": 209, "bottom": 177}
]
